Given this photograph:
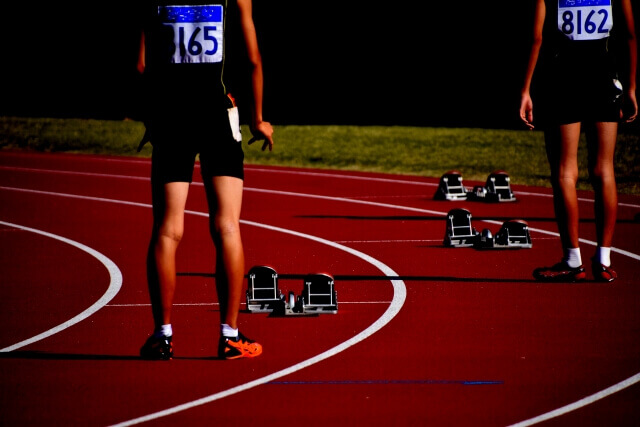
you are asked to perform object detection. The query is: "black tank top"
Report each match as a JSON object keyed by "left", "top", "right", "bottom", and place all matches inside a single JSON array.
[{"left": 143, "top": 1, "right": 238, "bottom": 118}]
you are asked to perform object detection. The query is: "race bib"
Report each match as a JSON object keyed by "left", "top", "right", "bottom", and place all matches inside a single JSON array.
[
  {"left": 558, "top": 0, "right": 613, "bottom": 40},
  {"left": 158, "top": 5, "right": 224, "bottom": 64}
]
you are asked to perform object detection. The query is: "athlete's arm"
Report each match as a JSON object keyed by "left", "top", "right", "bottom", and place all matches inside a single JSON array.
[
  {"left": 137, "top": 31, "right": 146, "bottom": 74},
  {"left": 237, "top": 0, "right": 274, "bottom": 151},
  {"left": 520, "top": 0, "right": 546, "bottom": 130},
  {"left": 620, "top": 0, "right": 637, "bottom": 122}
]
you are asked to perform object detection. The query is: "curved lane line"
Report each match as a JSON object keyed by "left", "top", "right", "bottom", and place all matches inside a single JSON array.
[
  {"left": 0, "top": 221, "right": 123, "bottom": 353},
  {"left": 3, "top": 185, "right": 639, "bottom": 262},
  {"left": 110, "top": 218, "right": 406, "bottom": 427},
  {"left": 2, "top": 163, "right": 640, "bottom": 424},
  {"left": 3, "top": 165, "right": 640, "bottom": 209},
  {"left": 0, "top": 186, "right": 406, "bottom": 425}
]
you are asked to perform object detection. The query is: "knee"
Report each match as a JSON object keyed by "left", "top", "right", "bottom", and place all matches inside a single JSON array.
[
  {"left": 210, "top": 215, "right": 240, "bottom": 239},
  {"left": 556, "top": 168, "right": 579, "bottom": 188},
  {"left": 156, "top": 222, "right": 184, "bottom": 244},
  {"left": 589, "top": 163, "right": 615, "bottom": 185}
]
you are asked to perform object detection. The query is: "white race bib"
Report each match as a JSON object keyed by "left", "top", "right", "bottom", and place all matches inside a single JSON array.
[
  {"left": 158, "top": 5, "right": 224, "bottom": 64},
  {"left": 558, "top": 0, "right": 613, "bottom": 40}
]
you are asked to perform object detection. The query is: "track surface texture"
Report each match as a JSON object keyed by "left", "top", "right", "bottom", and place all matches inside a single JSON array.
[{"left": 1, "top": 150, "right": 639, "bottom": 426}]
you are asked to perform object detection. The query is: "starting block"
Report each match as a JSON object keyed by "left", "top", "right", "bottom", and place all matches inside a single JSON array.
[
  {"left": 443, "top": 208, "right": 478, "bottom": 247},
  {"left": 468, "top": 171, "right": 516, "bottom": 202},
  {"left": 301, "top": 273, "right": 338, "bottom": 314},
  {"left": 246, "top": 266, "right": 338, "bottom": 315},
  {"left": 246, "top": 265, "right": 282, "bottom": 312},
  {"left": 434, "top": 170, "right": 468, "bottom": 201},
  {"left": 475, "top": 220, "right": 532, "bottom": 249}
]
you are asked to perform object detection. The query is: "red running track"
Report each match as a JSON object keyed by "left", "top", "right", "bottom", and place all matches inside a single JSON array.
[{"left": 1, "top": 150, "right": 639, "bottom": 426}]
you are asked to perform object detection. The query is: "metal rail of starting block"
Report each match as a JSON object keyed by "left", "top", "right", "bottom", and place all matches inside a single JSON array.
[
  {"left": 494, "top": 219, "right": 531, "bottom": 248},
  {"left": 301, "top": 273, "right": 338, "bottom": 314},
  {"left": 443, "top": 208, "right": 478, "bottom": 247},
  {"left": 466, "top": 171, "right": 517, "bottom": 203},
  {"left": 485, "top": 171, "right": 516, "bottom": 202},
  {"left": 475, "top": 219, "right": 532, "bottom": 249},
  {"left": 246, "top": 266, "right": 338, "bottom": 315},
  {"left": 246, "top": 265, "right": 282, "bottom": 313},
  {"left": 434, "top": 171, "right": 468, "bottom": 201}
]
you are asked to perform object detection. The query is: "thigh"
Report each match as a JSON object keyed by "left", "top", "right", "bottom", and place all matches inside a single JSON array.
[
  {"left": 151, "top": 181, "right": 190, "bottom": 236},
  {"left": 585, "top": 122, "right": 618, "bottom": 173},
  {"left": 204, "top": 176, "right": 243, "bottom": 225}
]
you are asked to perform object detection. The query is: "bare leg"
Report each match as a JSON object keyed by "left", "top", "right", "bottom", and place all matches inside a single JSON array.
[
  {"left": 585, "top": 121, "right": 618, "bottom": 249},
  {"left": 204, "top": 176, "right": 244, "bottom": 329},
  {"left": 544, "top": 123, "right": 582, "bottom": 250},
  {"left": 147, "top": 181, "right": 190, "bottom": 329}
]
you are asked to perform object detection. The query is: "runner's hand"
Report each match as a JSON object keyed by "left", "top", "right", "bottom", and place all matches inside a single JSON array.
[{"left": 248, "top": 121, "right": 274, "bottom": 151}]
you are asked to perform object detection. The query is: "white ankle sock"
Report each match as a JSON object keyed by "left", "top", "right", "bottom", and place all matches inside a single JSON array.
[
  {"left": 154, "top": 324, "right": 172, "bottom": 338},
  {"left": 596, "top": 247, "right": 611, "bottom": 267},
  {"left": 221, "top": 324, "right": 238, "bottom": 338},
  {"left": 565, "top": 247, "right": 582, "bottom": 268}
]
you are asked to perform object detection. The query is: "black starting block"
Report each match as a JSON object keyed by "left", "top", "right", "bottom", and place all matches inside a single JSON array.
[
  {"left": 474, "top": 220, "right": 532, "bottom": 249},
  {"left": 246, "top": 266, "right": 338, "bottom": 315},
  {"left": 443, "top": 208, "right": 478, "bottom": 247},
  {"left": 301, "top": 273, "right": 338, "bottom": 314},
  {"left": 468, "top": 171, "right": 516, "bottom": 202},
  {"left": 434, "top": 170, "right": 468, "bottom": 201},
  {"left": 246, "top": 265, "right": 282, "bottom": 312}
]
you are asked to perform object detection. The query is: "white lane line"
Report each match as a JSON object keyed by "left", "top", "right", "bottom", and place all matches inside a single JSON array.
[
  {"left": 0, "top": 221, "right": 123, "bottom": 352},
  {"left": 110, "top": 220, "right": 406, "bottom": 427},
  {"left": 508, "top": 373, "right": 640, "bottom": 427},
  {"left": 4, "top": 164, "right": 640, "bottom": 208},
  {"left": 106, "top": 301, "right": 391, "bottom": 307},
  {"left": 2, "top": 184, "right": 639, "bottom": 262},
  {"left": 2, "top": 160, "right": 640, "bottom": 425},
  {"left": 0, "top": 185, "right": 406, "bottom": 426}
]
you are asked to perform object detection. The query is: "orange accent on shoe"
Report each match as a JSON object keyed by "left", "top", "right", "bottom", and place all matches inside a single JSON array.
[{"left": 222, "top": 334, "right": 263, "bottom": 360}]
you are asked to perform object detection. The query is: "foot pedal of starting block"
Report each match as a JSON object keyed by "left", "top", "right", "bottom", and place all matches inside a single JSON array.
[
  {"left": 246, "top": 265, "right": 282, "bottom": 313},
  {"left": 467, "top": 171, "right": 517, "bottom": 202},
  {"left": 484, "top": 170, "right": 516, "bottom": 202},
  {"left": 301, "top": 273, "right": 338, "bottom": 314},
  {"left": 443, "top": 208, "right": 478, "bottom": 247},
  {"left": 474, "top": 220, "right": 532, "bottom": 249},
  {"left": 434, "top": 170, "right": 468, "bottom": 201},
  {"left": 494, "top": 219, "right": 531, "bottom": 248}
]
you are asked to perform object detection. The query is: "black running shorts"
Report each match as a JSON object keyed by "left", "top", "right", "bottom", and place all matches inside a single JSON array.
[
  {"left": 536, "top": 40, "right": 622, "bottom": 127},
  {"left": 150, "top": 112, "right": 244, "bottom": 184}
]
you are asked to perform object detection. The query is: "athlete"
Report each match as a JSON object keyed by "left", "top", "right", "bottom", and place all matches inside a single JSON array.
[
  {"left": 520, "top": 0, "right": 637, "bottom": 282},
  {"left": 138, "top": 0, "right": 274, "bottom": 360}
]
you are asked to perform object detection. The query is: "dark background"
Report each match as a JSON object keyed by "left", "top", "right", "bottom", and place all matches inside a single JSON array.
[{"left": 1, "top": 1, "right": 637, "bottom": 130}]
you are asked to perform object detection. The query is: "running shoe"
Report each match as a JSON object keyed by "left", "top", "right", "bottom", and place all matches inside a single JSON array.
[
  {"left": 591, "top": 259, "right": 617, "bottom": 282},
  {"left": 140, "top": 334, "right": 173, "bottom": 360},
  {"left": 533, "top": 261, "right": 586, "bottom": 282},
  {"left": 218, "top": 332, "right": 263, "bottom": 360}
]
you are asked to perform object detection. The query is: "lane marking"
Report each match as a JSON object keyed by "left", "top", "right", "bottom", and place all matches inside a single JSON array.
[
  {"left": 106, "top": 301, "right": 391, "bottom": 307},
  {"left": 0, "top": 185, "right": 407, "bottom": 426},
  {"left": 508, "top": 373, "right": 640, "bottom": 427},
  {"left": 7, "top": 185, "right": 637, "bottom": 261},
  {"left": 110, "top": 222, "right": 406, "bottom": 426},
  {"left": 0, "top": 221, "right": 123, "bottom": 352},
  {"left": 267, "top": 379, "right": 503, "bottom": 386},
  {"left": 2, "top": 159, "right": 640, "bottom": 425},
  {"left": 3, "top": 164, "right": 640, "bottom": 208}
]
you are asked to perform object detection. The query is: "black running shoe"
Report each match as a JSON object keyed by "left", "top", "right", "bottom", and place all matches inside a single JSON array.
[
  {"left": 533, "top": 261, "right": 586, "bottom": 282},
  {"left": 218, "top": 332, "right": 262, "bottom": 360},
  {"left": 140, "top": 334, "right": 173, "bottom": 360}
]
